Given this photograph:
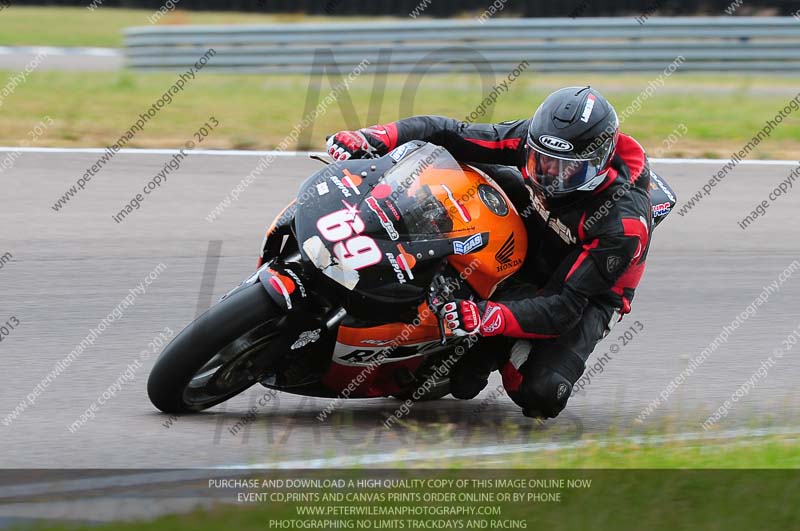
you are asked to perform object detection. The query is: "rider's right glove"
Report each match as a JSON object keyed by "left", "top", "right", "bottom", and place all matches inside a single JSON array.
[
  {"left": 325, "top": 124, "right": 397, "bottom": 161},
  {"left": 441, "top": 300, "right": 507, "bottom": 337}
]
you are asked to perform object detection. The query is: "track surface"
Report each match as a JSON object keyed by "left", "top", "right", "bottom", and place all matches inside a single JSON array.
[{"left": 1, "top": 151, "right": 799, "bottom": 468}]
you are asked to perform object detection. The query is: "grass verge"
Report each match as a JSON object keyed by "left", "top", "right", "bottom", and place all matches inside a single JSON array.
[
  {"left": 12, "top": 434, "right": 800, "bottom": 531},
  {"left": 1, "top": 70, "right": 799, "bottom": 158},
  {"left": 0, "top": 7, "right": 360, "bottom": 48},
  {"left": 417, "top": 431, "right": 800, "bottom": 468}
]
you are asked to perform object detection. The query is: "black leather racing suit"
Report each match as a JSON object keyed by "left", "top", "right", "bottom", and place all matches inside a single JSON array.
[{"left": 364, "top": 116, "right": 653, "bottom": 418}]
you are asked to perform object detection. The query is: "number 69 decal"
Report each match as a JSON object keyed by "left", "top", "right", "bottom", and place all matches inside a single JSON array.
[{"left": 316, "top": 205, "right": 381, "bottom": 271}]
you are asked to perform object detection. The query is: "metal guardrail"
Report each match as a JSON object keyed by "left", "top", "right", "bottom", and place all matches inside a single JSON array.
[{"left": 123, "top": 17, "right": 800, "bottom": 74}]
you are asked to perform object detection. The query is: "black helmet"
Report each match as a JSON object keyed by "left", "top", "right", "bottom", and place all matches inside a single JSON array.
[{"left": 525, "top": 87, "right": 619, "bottom": 199}]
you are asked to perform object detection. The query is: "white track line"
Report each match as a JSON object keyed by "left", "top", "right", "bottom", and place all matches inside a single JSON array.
[
  {"left": 1, "top": 425, "right": 798, "bottom": 500},
  {"left": 0, "top": 146, "right": 797, "bottom": 165},
  {"left": 652, "top": 157, "right": 798, "bottom": 165},
  {"left": 0, "top": 147, "right": 309, "bottom": 157},
  {"left": 0, "top": 46, "right": 120, "bottom": 57}
]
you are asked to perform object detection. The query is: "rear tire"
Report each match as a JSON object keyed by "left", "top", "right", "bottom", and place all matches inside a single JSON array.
[{"left": 147, "top": 282, "right": 285, "bottom": 414}]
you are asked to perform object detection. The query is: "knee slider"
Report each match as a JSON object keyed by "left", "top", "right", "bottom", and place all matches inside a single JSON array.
[
  {"left": 519, "top": 366, "right": 573, "bottom": 419},
  {"left": 449, "top": 368, "right": 489, "bottom": 400},
  {"left": 448, "top": 343, "right": 498, "bottom": 400}
]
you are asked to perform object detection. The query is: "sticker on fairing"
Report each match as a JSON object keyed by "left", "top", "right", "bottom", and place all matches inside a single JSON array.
[
  {"left": 453, "top": 233, "right": 483, "bottom": 255},
  {"left": 302, "top": 235, "right": 360, "bottom": 290},
  {"left": 651, "top": 172, "right": 677, "bottom": 203},
  {"left": 329, "top": 175, "right": 355, "bottom": 198},
  {"left": 366, "top": 196, "right": 400, "bottom": 241},
  {"left": 284, "top": 268, "right": 308, "bottom": 298},
  {"left": 389, "top": 142, "right": 417, "bottom": 162},
  {"left": 652, "top": 202, "right": 672, "bottom": 217},
  {"left": 332, "top": 341, "right": 436, "bottom": 366},
  {"left": 385, "top": 252, "right": 407, "bottom": 284},
  {"left": 441, "top": 184, "right": 471, "bottom": 223},
  {"left": 291, "top": 329, "right": 321, "bottom": 350}
]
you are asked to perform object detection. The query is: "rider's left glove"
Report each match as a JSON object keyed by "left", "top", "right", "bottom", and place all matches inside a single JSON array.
[{"left": 441, "top": 300, "right": 507, "bottom": 337}]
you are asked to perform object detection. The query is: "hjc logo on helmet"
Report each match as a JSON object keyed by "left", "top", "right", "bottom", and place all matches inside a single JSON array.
[{"left": 538, "top": 135, "right": 574, "bottom": 152}]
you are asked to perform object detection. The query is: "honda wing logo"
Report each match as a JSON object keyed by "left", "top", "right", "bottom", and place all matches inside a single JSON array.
[
  {"left": 495, "top": 233, "right": 523, "bottom": 272},
  {"left": 495, "top": 234, "right": 515, "bottom": 264}
]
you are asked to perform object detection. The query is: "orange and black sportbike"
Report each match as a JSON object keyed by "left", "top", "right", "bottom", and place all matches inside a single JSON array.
[{"left": 147, "top": 141, "right": 675, "bottom": 413}]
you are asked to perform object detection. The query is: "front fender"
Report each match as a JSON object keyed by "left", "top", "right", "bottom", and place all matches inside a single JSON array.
[{"left": 258, "top": 262, "right": 310, "bottom": 312}]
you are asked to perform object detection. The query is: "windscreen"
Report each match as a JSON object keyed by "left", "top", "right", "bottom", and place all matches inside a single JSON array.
[{"left": 369, "top": 144, "right": 463, "bottom": 238}]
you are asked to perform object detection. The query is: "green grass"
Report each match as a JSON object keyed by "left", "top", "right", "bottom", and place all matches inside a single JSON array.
[
  {"left": 1, "top": 69, "right": 799, "bottom": 158},
  {"left": 423, "top": 433, "right": 800, "bottom": 468},
  {"left": 1, "top": 7, "right": 797, "bottom": 157},
  {"left": 15, "top": 436, "right": 800, "bottom": 531},
  {"left": 0, "top": 6, "right": 361, "bottom": 48}
]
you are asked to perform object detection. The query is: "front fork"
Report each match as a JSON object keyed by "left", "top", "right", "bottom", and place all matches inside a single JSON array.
[{"left": 254, "top": 258, "right": 343, "bottom": 388}]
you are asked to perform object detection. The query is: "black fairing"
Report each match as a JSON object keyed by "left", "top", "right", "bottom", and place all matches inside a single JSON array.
[
  {"left": 649, "top": 170, "right": 678, "bottom": 228},
  {"left": 292, "top": 145, "right": 469, "bottom": 323},
  {"left": 293, "top": 156, "right": 421, "bottom": 322}
]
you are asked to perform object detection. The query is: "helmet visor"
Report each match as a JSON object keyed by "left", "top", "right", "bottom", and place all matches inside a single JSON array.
[{"left": 525, "top": 141, "right": 609, "bottom": 197}]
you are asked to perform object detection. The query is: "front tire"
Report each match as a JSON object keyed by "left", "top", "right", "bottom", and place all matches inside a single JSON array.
[{"left": 147, "top": 282, "right": 286, "bottom": 414}]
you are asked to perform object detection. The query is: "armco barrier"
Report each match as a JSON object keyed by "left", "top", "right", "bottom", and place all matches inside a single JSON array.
[{"left": 124, "top": 17, "right": 800, "bottom": 74}]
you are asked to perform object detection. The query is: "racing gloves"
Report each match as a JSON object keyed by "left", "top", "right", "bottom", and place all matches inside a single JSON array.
[
  {"left": 441, "top": 300, "right": 507, "bottom": 337},
  {"left": 325, "top": 124, "right": 398, "bottom": 160}
]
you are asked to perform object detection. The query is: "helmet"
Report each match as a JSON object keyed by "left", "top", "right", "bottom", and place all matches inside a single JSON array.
[{"left": 525, "top": 87, "right": 619, "bottom": 199}]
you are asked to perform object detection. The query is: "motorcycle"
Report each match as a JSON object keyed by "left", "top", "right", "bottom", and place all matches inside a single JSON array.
[{"left": 147, "top": 141, "right": 676, "bottom": 413}]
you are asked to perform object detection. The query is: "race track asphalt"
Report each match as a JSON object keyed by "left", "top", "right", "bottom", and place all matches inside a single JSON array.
[{"left": 2, "top": 150, "right": 799, "bottom": 469}]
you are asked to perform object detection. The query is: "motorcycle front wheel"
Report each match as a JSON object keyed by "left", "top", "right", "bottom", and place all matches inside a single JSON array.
[{"left": 147, "top": 282, "right": 287, "bottom": 414}]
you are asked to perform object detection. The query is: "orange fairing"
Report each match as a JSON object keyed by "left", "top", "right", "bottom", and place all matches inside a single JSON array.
[
  {"left": 337, "top": 301, "right": 441, "bottom": 348},
  {"left": 412, "top": 163, "right": 527, "bottom": 299}
]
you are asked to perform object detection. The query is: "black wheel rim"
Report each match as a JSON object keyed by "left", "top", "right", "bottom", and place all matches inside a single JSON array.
[{"left": 181, "top": 318, "right": 285, "bottom": 408}]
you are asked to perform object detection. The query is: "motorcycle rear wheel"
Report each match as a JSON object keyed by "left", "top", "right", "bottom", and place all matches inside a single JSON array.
[{"left": 147, "top": 282, "right": 286, "bottom": 414}]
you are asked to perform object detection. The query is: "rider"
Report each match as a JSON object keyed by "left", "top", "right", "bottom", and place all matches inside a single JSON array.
[{"left": 326, "top": 86, "right": 653, "bottom": 419}]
